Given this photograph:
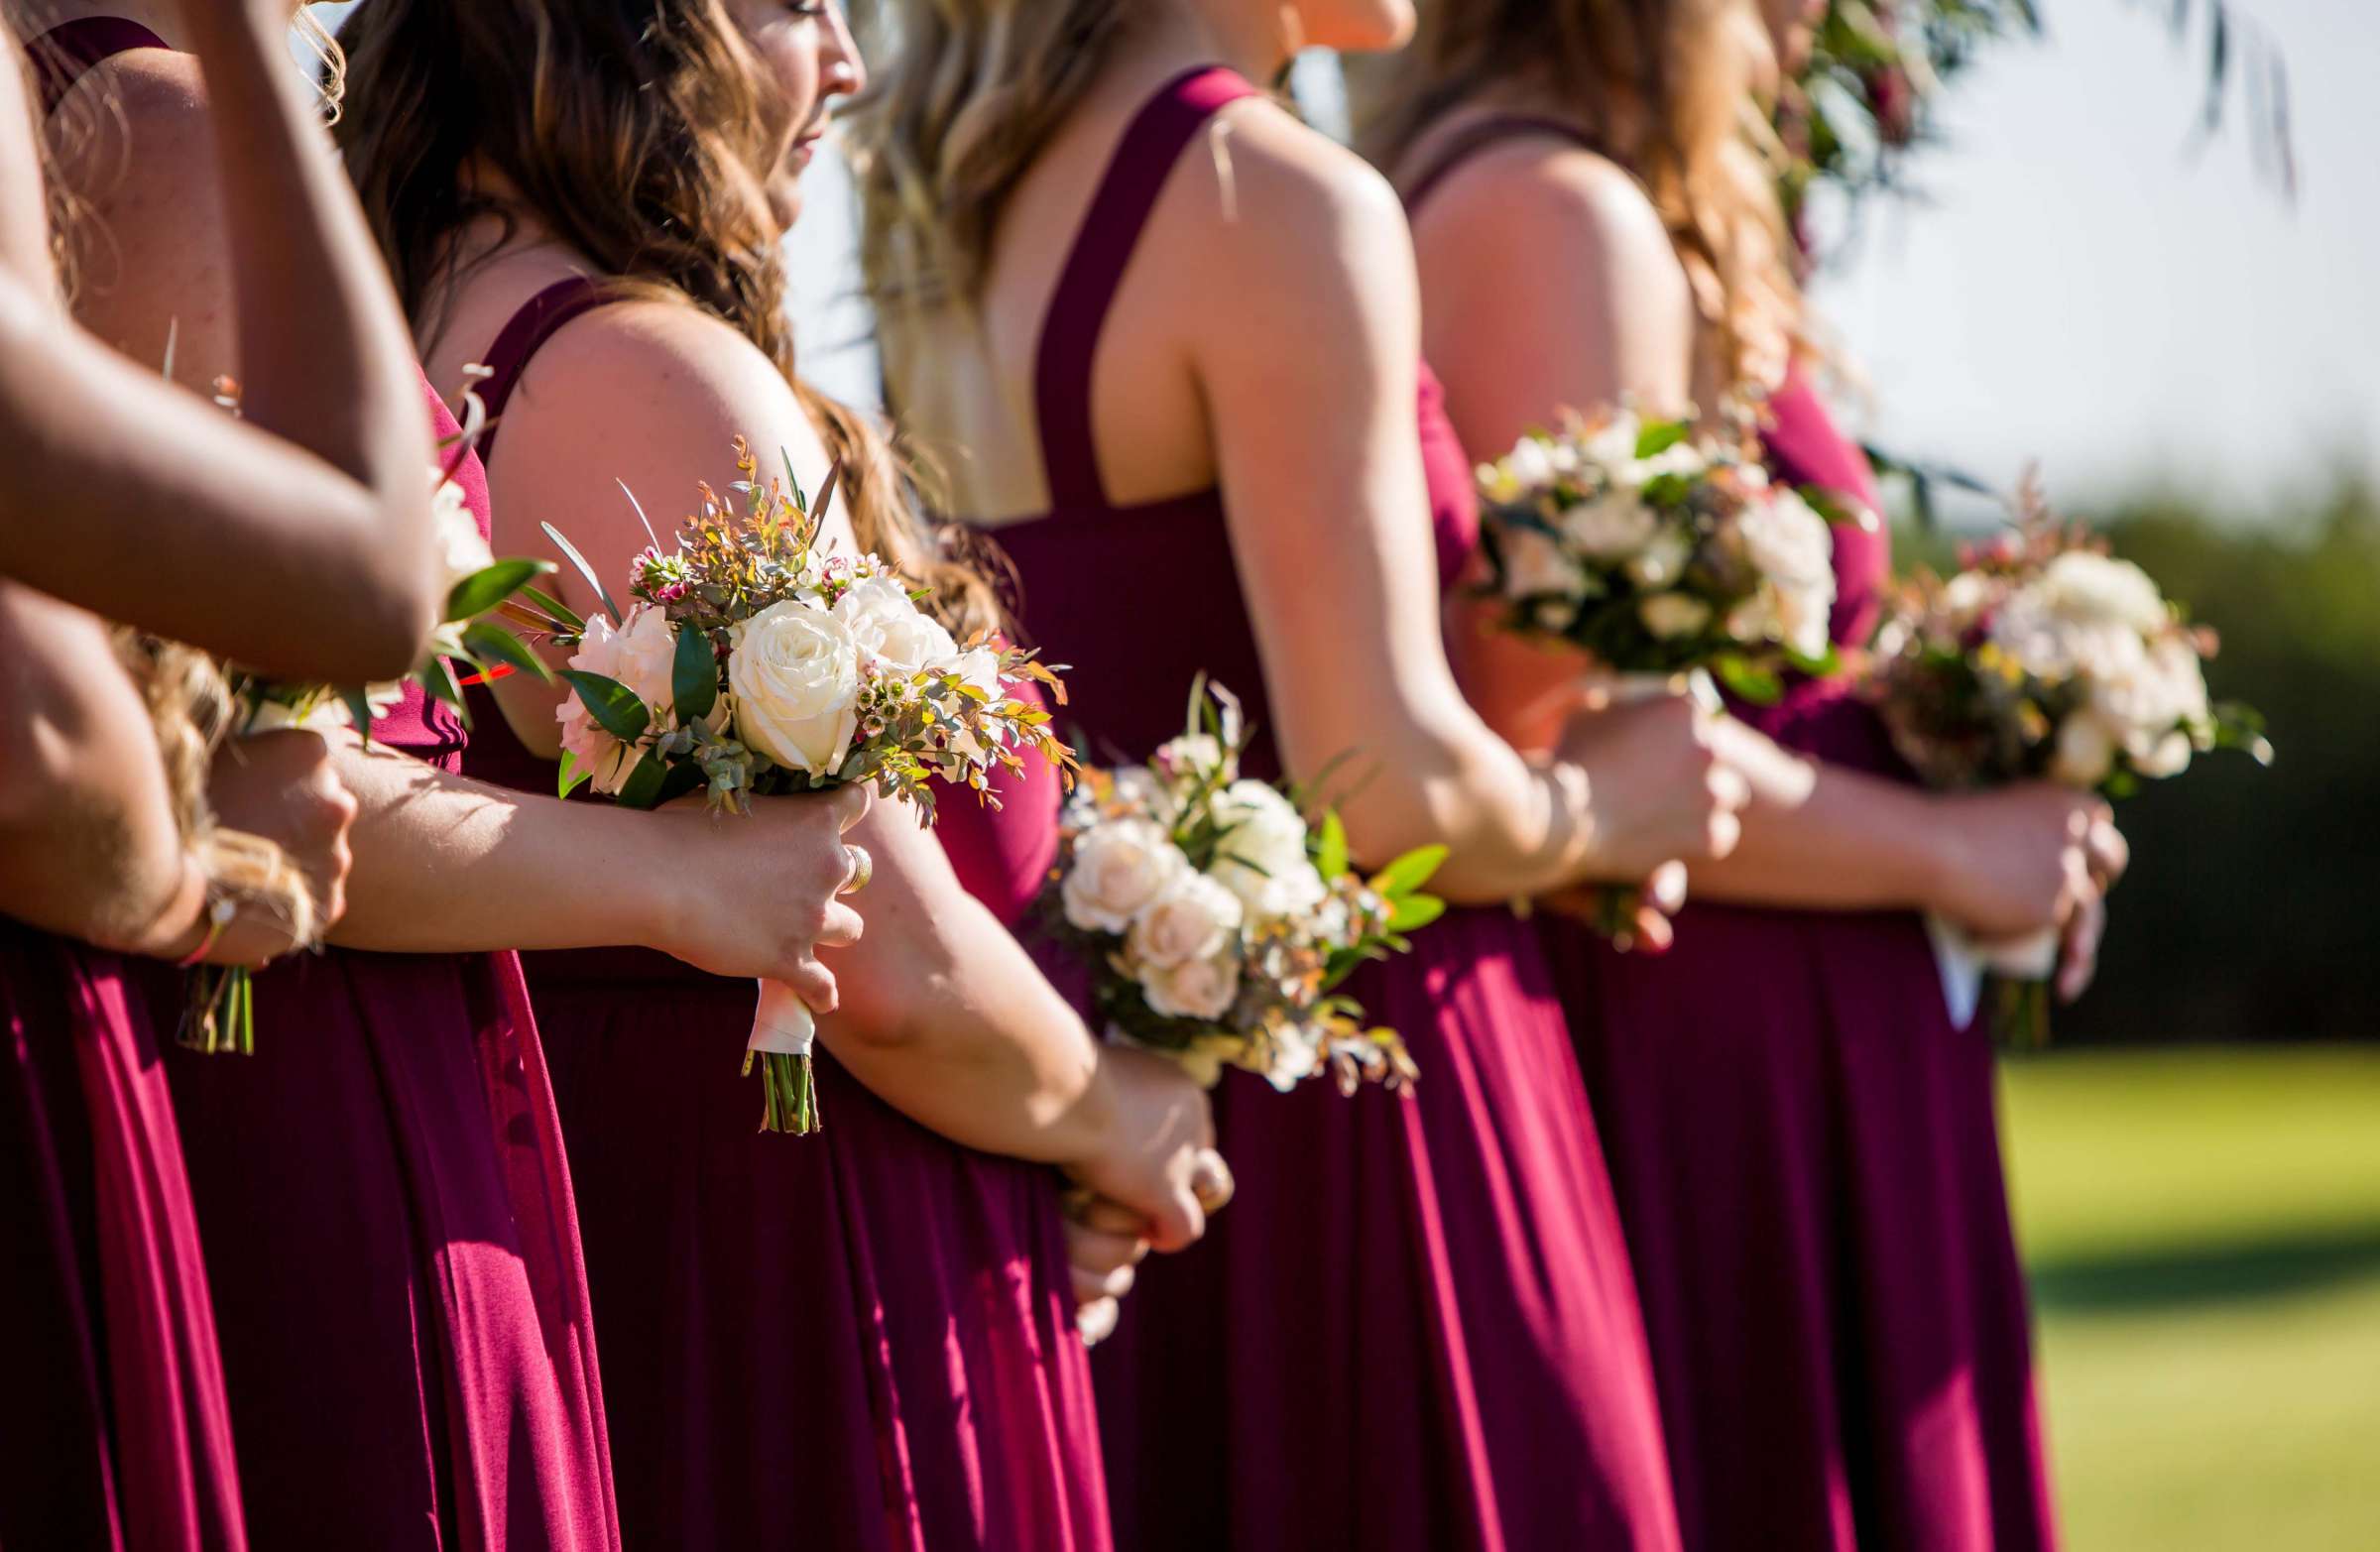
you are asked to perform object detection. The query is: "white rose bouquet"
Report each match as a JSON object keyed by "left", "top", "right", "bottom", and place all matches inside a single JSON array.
[
  {"left": 1046, "top": 680, "right": 1444, "bottom": 1094},
  {"left": 1866, "top": 476, "right": 2270, "bottom": 1037},
  {"left": 528, "top": 439, "right": 1076, "bottom": 1134},
  {"left": 189, "top": 447, "right": 554, "bottom": 1056},
  {"left": 1474, "top": 404, "right": 1864, "bottom": 705}
]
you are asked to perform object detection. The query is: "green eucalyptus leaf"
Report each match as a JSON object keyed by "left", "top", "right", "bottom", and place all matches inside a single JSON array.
[
  {"left": 557, "top": 669, "right": 650, "bottom": 743},
  {"left": 614, "top": 751, "right": 670, "bottom": 810},
  {"left": 459, "top": 620, "right": 553, "bottom": 683},
  {"left": 339, "top": 686, "right": 379, "bottom": 740},
  {"left": 671, "top": 622, "right": 718, "bottom": 723},
  {"left": 1713, "top": 654, "right": 1785, "bottom": 706},
  {"left": 557, "top": 750, "right": 591, "bottom": 800},
  {"left": 1634, "top": 419, "right": 1691, "bottom": 459},
  {"left": 419, "top": 657, "right": 473, "bottom": 729},
  {"left": 1368, "top": 844, "right": 1448, "bottom": 899},
  {"left": 520, "top": 584, "right": 585, "bottom": 633},
  {"left": 1386, "top": 894, "right": 1447, "bottom": 934},
  {"left": 654, "top": 758, "right": 709, "bottom": 806},
  {"left": 444, "top": 557, "right": 551, "bottom": 624},
  {"left": 1315, "top": 808, "right": 1350, "bottom": 882}
]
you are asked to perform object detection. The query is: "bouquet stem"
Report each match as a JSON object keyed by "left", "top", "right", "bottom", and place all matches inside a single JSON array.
[
  {"left": 178, "top": 964, "right": 256, "bottom": 1056},
  {"left": 746, "top": 978, "right": 822, "bottom": 1135}
]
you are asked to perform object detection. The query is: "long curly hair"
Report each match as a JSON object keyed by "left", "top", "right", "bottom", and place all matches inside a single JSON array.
[
  {"left": 334, "top": 0, "right": 1003, "bottom": 634},
  {"left": 1359, "top": 0, "right": 1799, "bottom": 387}
]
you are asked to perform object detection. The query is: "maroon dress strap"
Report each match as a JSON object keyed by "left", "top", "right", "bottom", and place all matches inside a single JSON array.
[
  {"left": 472, "top": 276, "right": 620, "bottom": 464},
  {"left": 1401, "top": 112, "right": 1605, "bottom": 216},
  {"left": 1032, "top": 63, "right": 1261, "bottom": 512},
  {"left": 27, "top": 17, "right": 171, "bottom": 118}
]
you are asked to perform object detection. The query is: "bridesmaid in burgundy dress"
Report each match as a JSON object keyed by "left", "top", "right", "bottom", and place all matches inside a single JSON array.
[
  {"left": 858, "top": 7, "right": 1757, "bottom": 1546},
  {"left": 334, "top": 3, "right": 1225, "bottom": 1548},
  {"left": 2, "top": 12, "right": 452, "bottom": 1547},
  {"left": 1373, "top": 4, "right": 2127, "bottom": 1547},
  {"left": 27, "top": 9, "right": 871, "bottom": 1547}
]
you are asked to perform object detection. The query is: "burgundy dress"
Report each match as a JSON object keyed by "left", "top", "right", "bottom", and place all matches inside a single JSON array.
[
  {"left": 978, "top": 66, "right": 1681, "bottom": 1552},
  {"left": 1408, "top": 114, "right": 2057, "bottom": 1552},
  {"left": 455, "top": 280, "right": 1109, "bottom": 1552},
  {"left": 159, "top": 382, "right": 618, "bottom": 1552},
  {"left": 1, "top": 924, "right": 245, "bottom": 1552}
]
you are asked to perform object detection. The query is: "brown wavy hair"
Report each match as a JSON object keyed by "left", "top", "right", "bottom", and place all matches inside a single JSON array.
[
  {"left": 333, "top": 0, "right": 1002, "bottom": 634},
  {"left": 1359, "top": 0, "right": 1798, "bottom": 387}
]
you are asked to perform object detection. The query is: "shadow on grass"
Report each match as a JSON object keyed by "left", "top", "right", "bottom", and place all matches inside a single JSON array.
[{"left": 2028, "top": 1224, "right": 2380, "bottom": 1315}]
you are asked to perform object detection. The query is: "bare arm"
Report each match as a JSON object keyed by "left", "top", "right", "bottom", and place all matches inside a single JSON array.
[
  {"left": 12, "top": 20, "right": 437, "bottom": 679},
  {"left": 1190, "top": 114, "right": 1726, "bottom": 899},
  {"left": 0, "top": 579, "right": 204, "bottom": 956}
]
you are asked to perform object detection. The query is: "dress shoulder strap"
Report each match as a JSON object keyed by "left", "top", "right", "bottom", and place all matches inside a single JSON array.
[
  {"left": 1032, "top": 63, "right": 1261, "bottom": 511},
  {"left": 27, "top": 17, "right": 171, "bottom": 118},
  {"left": 1400, "top": 113, "right": 1606, "bottom": 217},
  {"left": 471, "top": 277, "right": 620, "bottom": 465}
]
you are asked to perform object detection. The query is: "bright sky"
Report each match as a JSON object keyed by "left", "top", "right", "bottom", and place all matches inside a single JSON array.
[{"left": 1806, "top": 0, "right": 2380, "bottom": 514}]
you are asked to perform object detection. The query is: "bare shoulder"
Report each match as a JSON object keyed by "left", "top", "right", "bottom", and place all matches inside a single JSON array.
[
  {"left": 1167, "top": 97, "right": 1412, "bottom": 268},
  {"left": 1412, "top": 136, "right": 1685, "bottom": 297},
  {"left": 491, "top": 295, "right": 831, "bottom": 567},
  {"left": 506, "top": 296, "right": 826, "bottom": 486},
  {"left": 1149, "top": 98, "right": 1417, "bottom": 355},
  {"left": 53, "top": 48, "right": 213, "bottom": 211}
]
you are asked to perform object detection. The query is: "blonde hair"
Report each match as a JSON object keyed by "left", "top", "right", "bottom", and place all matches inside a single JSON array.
[
  {"left": 112, "top": 632, "right": 321, "bottom": 954},
  {"left": 851, "top": 0, "right": 1130, "bottom": 319},
  {"left": 1361, "top": 0, "right": 1798, "bottom": 386},
  {"left": 335, "top": 0, "right": 1004, "bottom": 635}
]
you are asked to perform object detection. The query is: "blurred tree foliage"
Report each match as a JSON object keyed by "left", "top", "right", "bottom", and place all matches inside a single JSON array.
[{"left": 1900, "top": 478, "right": 2380, "bottom": 1044}]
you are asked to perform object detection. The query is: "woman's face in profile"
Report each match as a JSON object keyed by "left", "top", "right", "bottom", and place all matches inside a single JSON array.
[{"left": 728, "top": 0, "right": 866, "bottom": 235}]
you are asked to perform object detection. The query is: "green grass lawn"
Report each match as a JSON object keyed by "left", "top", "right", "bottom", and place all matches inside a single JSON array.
[{"left": 1999, "top": 1045, "right": 2380, "bottom": 1550}]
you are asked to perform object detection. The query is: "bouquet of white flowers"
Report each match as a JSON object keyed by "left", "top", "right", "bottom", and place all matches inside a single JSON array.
[
  {"left": 528, "top": 439, "right": 1076, "bottom": 1133},
  {"left": 188, "top": 449, "right": 553, "bottom": 1054},
  {"left": 1867, "top": 477, "right": 2270, "bottom": 1036},
  {"left": 1475, "top": 404, "right": 1864, "bottom": 706},
  {"left": 1047, "top": 681, "right": 1442, "bottom": 1094}
]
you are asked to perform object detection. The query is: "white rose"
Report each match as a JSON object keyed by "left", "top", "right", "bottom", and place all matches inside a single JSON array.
[
  {"left": 1155, "top": 733, "right": 1225, "bottom": 783},
  {"left": 1579, "top": 414, "right": 1641, "bottom": 473},
  {"left": 1560, "top": 493, "right": 1660, "bottom": 559},
  {"left": 1062, "top": 818, "right": 1189, "bottom": 934},
  {"left": 1261, "top": 1020, "right": 1324, "bottom": 1093},
  {"left": 728, "top": 599, "right": 862, "bottom": 777},
  {"left": 1623, "top": 527, "right": 1695, "bottom": 589},
  {"left": 2093, "top": 635, "right": 2210, "bottom": 774},
  {"left": 1210, "top": 780, "right": 1328, "bottom": 921},
  {"left": 1127, "top": 872, "right": 1245, "bottom": 968},
  {"left": 1638, "top": 591, "right": 1713, "bottom": 640},
  {"left": 2037, "top": 550, "right": 2170, "bottom": 636},
  {"left": 431, "top": 475, "right": 494, "bottom": 591},
  {"left": 1738, "top": 489, "right": 1837, "bottom": 592},
  {"left": 1110, "top": 767, "right": 1179, "bottom": 826},
  {"left": 1499, "top": 525, "right": 1581, "bottom": 599},
  {"left": 949, "top": 645, "right": 1005, "bottom": 699},
  {"left": 1989, "top": 590, "right": 2145, "bottom": 684},
  {"left": 1770, "top": 576, "right": 1836, "bottom": 661},
  {"left": 832, "top": 574, "right": 959, "bottom": 676},
  {"left": 2130, "top": 729, "right": 2195, "bottom": 779},
  {"left": 1941, "top": 570, "right": 1995, "bottom": 630},
  {"left": 1500, "top": 435, "right": 1559, "bottom": 491},
  {"left": 2048, "top": 712, "right": 2119, "bottom": 788},
  {"left": 1138, "top": 952, "right": 1242, "bottom": 1022}
]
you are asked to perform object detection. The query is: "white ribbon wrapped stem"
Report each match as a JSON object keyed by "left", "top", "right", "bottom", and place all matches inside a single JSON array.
[
  {"left": 748, "top": 977, "right": 817, "bottom": 1059},
  {"left": 1924, "top": 915, "right": 2060, "bottom": 1029}
]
